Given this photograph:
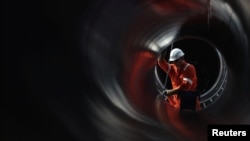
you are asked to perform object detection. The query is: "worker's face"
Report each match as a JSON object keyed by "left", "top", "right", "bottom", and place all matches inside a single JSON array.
[{"left": 172, "top": 58, "right": 182, "bottom": 67}]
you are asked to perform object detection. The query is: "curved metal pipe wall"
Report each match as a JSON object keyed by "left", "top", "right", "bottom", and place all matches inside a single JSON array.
[{"left": 2, "top": 0, "right": 249, "bottom": 141}]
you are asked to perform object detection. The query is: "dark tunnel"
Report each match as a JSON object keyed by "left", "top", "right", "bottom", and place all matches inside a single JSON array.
[{"left": 2, "top": 0, "right": 250, "bottom": 141}]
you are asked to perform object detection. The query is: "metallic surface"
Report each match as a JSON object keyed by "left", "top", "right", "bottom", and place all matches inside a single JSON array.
[{"left": 2, "top": 0, "right": 250, "bottom": 141}]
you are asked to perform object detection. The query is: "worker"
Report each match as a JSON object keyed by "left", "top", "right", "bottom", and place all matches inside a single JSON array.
[{"left": 157, "top": 48, "right": 201, "bottom": 111}]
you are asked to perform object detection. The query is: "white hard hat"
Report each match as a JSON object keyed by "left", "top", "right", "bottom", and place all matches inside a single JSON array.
[{"left": 169, "top": 48, "right": 185, "bottom": 61}]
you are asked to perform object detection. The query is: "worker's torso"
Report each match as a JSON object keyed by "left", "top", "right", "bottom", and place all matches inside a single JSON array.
[{"left": 169, "top": 63, "right": 197, "bottom": 91}]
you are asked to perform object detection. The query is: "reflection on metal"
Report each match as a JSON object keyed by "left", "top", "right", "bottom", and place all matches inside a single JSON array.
[
  {"left": 199, "top": 48, "right": 228, "bottom": 109},
  {"left": 156, "top": 28, "right": 178, "bottom": 47},
  {"left": 146, "top": 23, "right": 181, "bottom": 52}
]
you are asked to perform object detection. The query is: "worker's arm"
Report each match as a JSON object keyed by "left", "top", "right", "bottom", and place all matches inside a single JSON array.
[
  {"left": 163, "top": 86, "right": 181, "bottom": 96},
  {"left": 158, "top": 50, "right": 166, "bottom": 61},
  {"left": 180, "top": 64, "right": 197, "bottom": 91},
  {"left": 157, "top": 50, "right": 170, "bottom": 73}
]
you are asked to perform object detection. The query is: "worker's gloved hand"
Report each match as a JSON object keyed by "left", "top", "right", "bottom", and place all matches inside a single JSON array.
[
  {"left": 163, "top": 89, "right": 171, "bottom": 96},
  {"left": 164, "top": 89, "right": 177, "bottom": 96},
  {"left": 159, "top": 49, "right": 167, "bottom": 60}
]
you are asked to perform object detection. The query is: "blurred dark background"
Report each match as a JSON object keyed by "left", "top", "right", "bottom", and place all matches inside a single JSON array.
[{"left": 2, "top": 0, "right": 99, "bottom": 141}]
